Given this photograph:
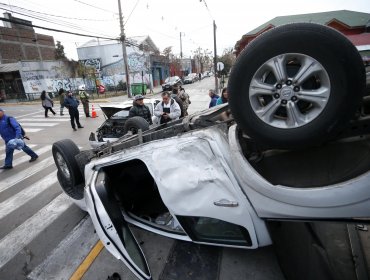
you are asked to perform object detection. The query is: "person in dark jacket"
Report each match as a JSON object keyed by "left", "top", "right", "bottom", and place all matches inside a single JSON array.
[
  {"left": 0, "top": 108, "right": 38, "bottom": 169},
  {"left": 41, "top": 90, "right": 56, "bottom": 117},
  {"left": 208, "top": 89, "right": 219, "bottom": 108},
  {"left": 63, "top": 92, "right": 83, "bottom": 131},
  {"left": 128, "top": 95, "right": 153, "bottom": 124}
]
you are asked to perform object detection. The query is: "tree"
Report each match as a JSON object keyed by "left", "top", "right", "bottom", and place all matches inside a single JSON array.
[
  {"left": 218, "top": 47, "right": 236, "bottom": 75},
  {"left": 192, "top": 47, "right": 212, "bottom": 73},
  {"left": 55, "top": 41, "right": 67, "bottom": 60}
]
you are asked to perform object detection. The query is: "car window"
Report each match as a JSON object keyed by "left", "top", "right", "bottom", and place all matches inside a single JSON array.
[
  {"left": 112, "top": 109, "right": 130, "bottom": 118},
  {"left": 177, "top": 216, "right": 252, "bottom": 246}
]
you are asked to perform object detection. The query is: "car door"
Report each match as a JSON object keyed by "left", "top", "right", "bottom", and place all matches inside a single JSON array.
[
  {"left": 130, "top": 134, "right": 271, "bottom": 249},
  {"left": 85, "top": 171, "right": 152, "bottom": 280}
]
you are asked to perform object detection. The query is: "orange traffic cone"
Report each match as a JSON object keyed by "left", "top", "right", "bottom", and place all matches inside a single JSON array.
[{"left": 91, "top": 104, "right": 97, "bottom": 118}]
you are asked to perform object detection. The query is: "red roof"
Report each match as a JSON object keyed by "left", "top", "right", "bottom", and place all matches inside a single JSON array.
[{"left": 346, "top": 33, "right": 370, "bottom": 46}]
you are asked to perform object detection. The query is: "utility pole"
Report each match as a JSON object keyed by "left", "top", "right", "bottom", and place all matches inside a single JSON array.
[
  {"left": 213, "top": 20, "right": 218, "bottom": 94},
  {"left": 118, "top": 0, "right": 131, "bottom": 97},
  {"left": 180, "top": 32, "right": 183, "bottom": 59}
]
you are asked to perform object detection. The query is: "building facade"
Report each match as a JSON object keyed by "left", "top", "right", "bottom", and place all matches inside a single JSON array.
[
  {"left": 234, "top": 10, "right": 370, "bottom": 62},
  {"left": 77, "top": 36, "right": 169, "bottom": 91}
]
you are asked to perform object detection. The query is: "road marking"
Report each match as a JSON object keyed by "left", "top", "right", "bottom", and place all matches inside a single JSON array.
[
  {"left": 19, "top": 118, "right": 70, "bottom": 122},
  {"left": 21, "top": 123, "right": 59, "bottom": 127},
  {"left": 0, "top": 144, "right": 36, "bottom": 153},
  {"left": 69, "top": 240, "right": 104, "bottom": 280},
  {"left": 28, "top": 216, "right": 99, "bottom": 280},
  {"left": 22, "top": 128, "right": 43, "bottom": 133},
  {"left": 0, "top": 156, "right": 55, "bottom": 193},
  {"left": 0, "top": 144, "right": 50, "bottom": 164},
  {"left": 0, "top": 193, "right": 73, "bottom": 269},
  {"left": 0, "top": 171, "right": 58, "bottom": 219}
]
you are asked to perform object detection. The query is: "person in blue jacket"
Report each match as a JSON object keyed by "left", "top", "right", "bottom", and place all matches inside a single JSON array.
[
  {"left": 0, "top": 108, "right": 38, "bottom": 169},
  {"left": 63, "top": 91, "right": 84, "bottom": 131},
  {"left": 208, "top": 89, "right": 219, "bottom": 108}
]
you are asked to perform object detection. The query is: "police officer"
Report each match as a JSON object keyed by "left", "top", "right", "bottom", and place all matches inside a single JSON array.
[{"left": 78, "top": 85, "right": 90, "bottom": 117}]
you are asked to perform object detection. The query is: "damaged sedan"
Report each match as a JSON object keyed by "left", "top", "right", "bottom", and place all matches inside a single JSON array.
[{"left": 52, "top": 23, "right": 370, "bottom": 280}]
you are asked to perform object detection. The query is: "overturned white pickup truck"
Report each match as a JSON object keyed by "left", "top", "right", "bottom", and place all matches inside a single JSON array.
[{"left": 53, "top": 23, "right": 369, "bottom": 280}]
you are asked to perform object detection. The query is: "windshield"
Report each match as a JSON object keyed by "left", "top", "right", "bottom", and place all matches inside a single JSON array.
[{"left": 112, "top": 109, "right": 130, "bottom": 118}]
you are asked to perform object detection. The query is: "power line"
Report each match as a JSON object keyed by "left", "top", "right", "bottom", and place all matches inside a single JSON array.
[
  {"left": 0, "top": 4, "right": 117, "bottom": 39},
  {"left": 124, "top": 0, "right": 140, "bottom": 27},
  {"left": 73, "top": 0, "right": 117, "bottom": 15},
  {"left": 0, "top": 2, "right": 115, "bottom": 21},
  {"left": 0, "top": 17, "right": 117, "bottom": 40}
]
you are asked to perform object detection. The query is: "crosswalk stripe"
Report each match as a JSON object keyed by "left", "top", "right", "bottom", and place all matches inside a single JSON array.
[
  {"left": 0, "top": 171, "right": 58, "bottom": 220},
  {"left": 0, "top": 144, "right": 36, "bottom": 152},
  {"left": 0, "top": 144, "right": 51, "bottom": 162},
  {"left": 21, "top": 123, "right": 59, "bottom": 127},
  {"left": 23, "top": 128, "right": 43, "bottom": 133},
  {"left": 19, "top": 118, "right": 70, "bottom": 122},
  {"left": 27, "top": 216, "right": 99, "bottom": 280},
  {"left": 0, "top": 193, "right": 73, "bottom": 268},
  {"left": 0, "top": 156, "right": 55, "bottom": 193}
]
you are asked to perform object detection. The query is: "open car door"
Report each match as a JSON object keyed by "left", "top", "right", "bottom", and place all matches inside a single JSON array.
[{"left": 85, "top": 171, "right": 152, "bottom": 280}]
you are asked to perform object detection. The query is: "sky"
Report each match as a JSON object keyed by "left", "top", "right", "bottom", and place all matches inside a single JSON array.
[{"left": 0, "top": 0, "right": 370, "bottom": 60}]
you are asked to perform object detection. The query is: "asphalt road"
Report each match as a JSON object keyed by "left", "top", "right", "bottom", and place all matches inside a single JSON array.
[{"left": 0, "top": 78, "right": 285, "bottom": 280}]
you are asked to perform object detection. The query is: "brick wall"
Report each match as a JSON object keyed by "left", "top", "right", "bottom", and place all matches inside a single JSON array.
[{"left": 0, "top": 26, "right": 55, "bottom": 63}]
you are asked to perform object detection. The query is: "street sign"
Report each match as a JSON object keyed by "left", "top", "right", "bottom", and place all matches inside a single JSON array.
[{"left": 217, "top": 62, "right": 224, "bottom": 71}]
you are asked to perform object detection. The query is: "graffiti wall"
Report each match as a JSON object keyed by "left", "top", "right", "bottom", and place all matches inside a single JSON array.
[{"left": 19, "top": 61, "right": 84, "bottom": 94}]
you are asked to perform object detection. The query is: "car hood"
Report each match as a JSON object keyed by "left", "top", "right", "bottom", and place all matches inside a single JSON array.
[{"left": 100, "top": 102, "right": 133, "bottom": 118}]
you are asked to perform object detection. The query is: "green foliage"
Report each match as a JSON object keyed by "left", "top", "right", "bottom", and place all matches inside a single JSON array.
[
  {"left": 55, "top": 41, "right": 67, "bottom": 60},
  {"left": 217, "top": 47, "right": 236, "bottom": 75}
]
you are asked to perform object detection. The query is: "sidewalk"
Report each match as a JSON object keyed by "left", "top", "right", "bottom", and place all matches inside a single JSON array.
[{"left": 0, "top": 85, "right": 164, "bottom": 106}]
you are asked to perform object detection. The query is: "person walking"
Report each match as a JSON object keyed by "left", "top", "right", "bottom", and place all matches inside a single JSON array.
[
  {"left": 63, "top": 91, "right": 83, "bottom": 131},
  {"left": 41, "top": 90, "right": 56, "bottom": 117},
  {"left": 208, "top": 89, "right": 219, "bottom": 108},
  {"left": 178, "top": 86, "right": 191, "bottom": 116},
  {"left": 129, "top": 95, "right": 153, "bottom": 124},
  {"left": 78, "top": 85, "right": 90, "bottom": 117},
  {"left": 154, "top": 91, "right": 181, "bottom": 124},
  {"left": 0, "top": 108, "right": 38, "bottom": 169},
  {"left": 58, "top": 88, "right": 66, "bottom": 116}
]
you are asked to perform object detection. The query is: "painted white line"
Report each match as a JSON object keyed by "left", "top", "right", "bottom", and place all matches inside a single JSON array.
[
  {"left": 0, "top": 156, "right": 55, "bottom": 193},
  {"left": 19, "top": 119, "right": 70, "bottom": 122},
  {"left": 0, "top": 194, "right": 73, "bottom": 268},
  {"left": 21, "top": 123, "right": 58, "bottom": 127},
  {"left": 0, "top": 144, "right": 50, "bottom": 162},
  {"left": 0, "top": 144, "right": 36, "bottom": 153},
  {"left": 0, "top": 171, "right": 58, "bottom": 219},
  {"left": 23, "top": 128, "right": 43, "bottom": 133},
  {"left": 28, "top": 217, "right": 98, "bottom": 280}
]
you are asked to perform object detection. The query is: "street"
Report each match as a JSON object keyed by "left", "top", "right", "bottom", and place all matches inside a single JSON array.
[{"left": 0, "top": 78, "right": 284, "bottom": 280}]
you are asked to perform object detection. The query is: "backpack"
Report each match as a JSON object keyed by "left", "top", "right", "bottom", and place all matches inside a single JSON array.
[{"left": 7, "top": 117, "right": 27, "bottom": 139}]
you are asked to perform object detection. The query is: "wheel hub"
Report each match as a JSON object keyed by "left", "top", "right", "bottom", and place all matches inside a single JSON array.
[{"left": 280, "top": 86, "right": 294, "bottom": 100}]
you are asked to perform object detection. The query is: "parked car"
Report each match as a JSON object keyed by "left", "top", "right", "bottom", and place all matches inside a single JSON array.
[
  {"left": 161, "top": 76, "right": 182, "bottom": 91},
  {"left": 89, "top": 98, "right": 160, "bottom": 148},
  {"left": 52, "top": 23, "right": 369, "bottom": 280},
  {"left": 183, "top": 73, "right": 198, "bottom": 84}
]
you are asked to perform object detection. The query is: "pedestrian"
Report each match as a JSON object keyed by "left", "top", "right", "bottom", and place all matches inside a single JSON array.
[
  {"left": 171, "top": 87, "right": 185, "bottom": 117},
  {"left": 154, "top": 91, "right": 181, "bottom": 124},
  {"left": 129, "top": 95, "right": 153, "bottom": 125},
  {"left": 198, "top": 73, "right": 202, "bottom": 81},
  {"left": 78, "top": 85, "right": 90, "bottom": 117},
  {"left": 63, "top": 91, "right": 84, "bottom": 131},
  {"left": 216, "top": 87, "right": 229, "bottom": 105},
  {"left": 178, "top": 86, "right": 191, "bottom": 116},
  {"left": 0, "top": 108, "right": 38, "bottom": 169},
  {"left": 208, "top": 89, "right": 219, "bottom": 108},
  {"left": 58, "top": 88, "right": 66, "bottom": 116},
  {"left": 40, "top": 90, "right": 56, "bottom": 117}
]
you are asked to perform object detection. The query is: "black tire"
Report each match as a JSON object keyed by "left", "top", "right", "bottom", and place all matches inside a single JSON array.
[
  {"left": 228, "top": 23, "right": 366, "bottom": 149},
  {"left": 123, "top": 116, "right": 150, "bottom": 134},
  {"left": 52, "top": 139, "right": 84, "bottom": 200}
]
